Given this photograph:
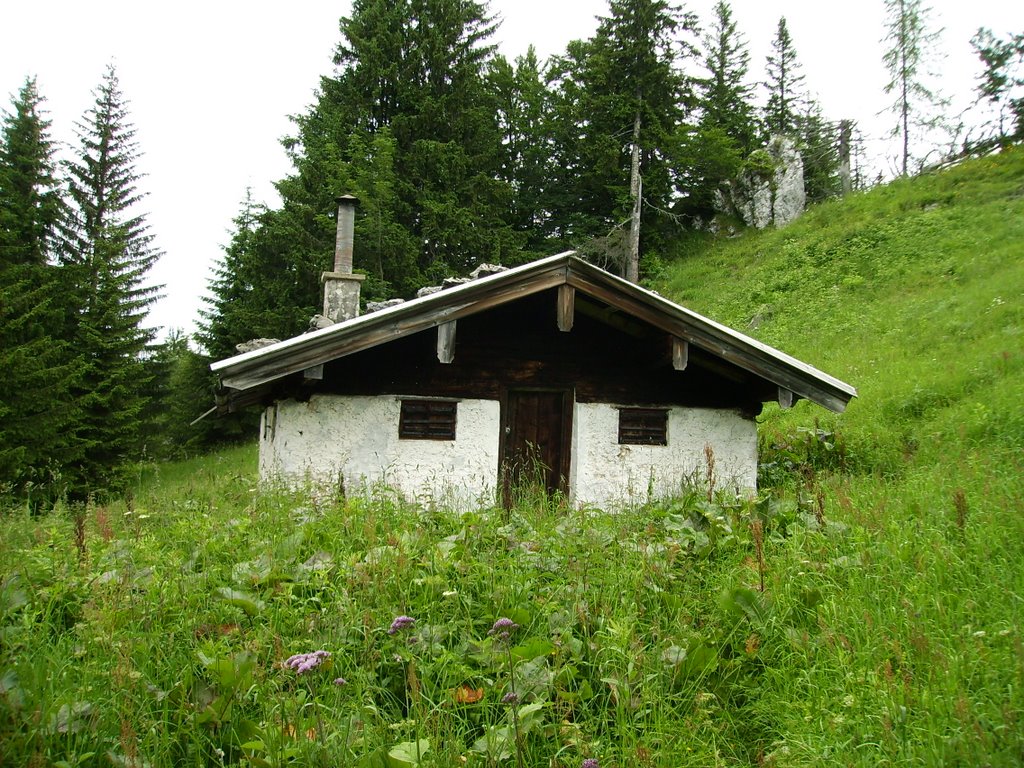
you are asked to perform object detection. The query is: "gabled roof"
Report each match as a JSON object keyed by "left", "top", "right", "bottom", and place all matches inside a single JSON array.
[{"left": 211, "top": 252, "right": 857, "bottom": 412}]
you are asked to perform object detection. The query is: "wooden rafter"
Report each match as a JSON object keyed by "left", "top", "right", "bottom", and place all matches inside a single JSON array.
[{"left": 212, "top": 253, "right": 856, "bottom": 413}]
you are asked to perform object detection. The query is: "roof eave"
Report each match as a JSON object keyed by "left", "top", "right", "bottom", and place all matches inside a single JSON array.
[{"left": 211, "top": 252, "right": 857, "bottom": 413}]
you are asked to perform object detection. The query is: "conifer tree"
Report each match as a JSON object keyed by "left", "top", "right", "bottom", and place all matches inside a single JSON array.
[
  {"left": 275, "top": 0, "right": 512, "bottom": 297},
  {"left": 800, "top": 105, "right": 841, "bottom": 202},
  {"left": 764, "top": 17, "right": 807, "bottom": 137},
  {"left": 198, "top": 191, "right": 274, "bottom": 361},
  {"left": 0, "top": 78, "right": 79, "bottom": 502},
  {"left": 883, "top": 0, "right": 945, "bottom": 175},
  {"left": 60, "top": 65, "right": 161, "bottom": 496},
  {"left": 0, "top": 78, "right": 65, "bottom": 269},
  {"left": 488, "top": 47, "right": 557, "bottom": 254},
  {"left": 972, "top": 28, "right": 1024, "bottom": 143},
  {"left": 139, "top": 329, "right": 228, "bottom": 458},
  {"left": 548, "top": 0, "right": 697, "bottom": 278},
  {"left": 680, "top": 0, "right": 758, "bottom": 222},
  {"left": 700, "top": 1, "right": 757, "bottom": 153}
]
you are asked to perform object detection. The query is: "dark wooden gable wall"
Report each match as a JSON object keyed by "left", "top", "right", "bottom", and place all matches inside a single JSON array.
[{"left": 295, "top": 288, "right": 769, "bottom": 414}]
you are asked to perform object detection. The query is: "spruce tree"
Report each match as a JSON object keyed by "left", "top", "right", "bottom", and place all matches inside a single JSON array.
[
  {"left": 800, "top": 105, "right": 841, "bottom": 202},
  {"left": 488, "top": 47, "right": 557, "bottom": 254},
  {"left": 883, "top": 0, "right": 945, "bottom": 175},
  {"left": 336, "top": 0, "right": 515, "bottom": 276},
  {"left": 680, "top": 0, "right": 758, "bottom": 223},
  {"left": 0, "top": 78, "right": 65, "bottom": 269},
  {"left": 764, "top": 17, "right": 807, "bottom": 137},
  {"left": 198, "top": 191, "right": 275, "bottom": 361},
  {"left": 295, "top": 0, "right": 511, "bottom": 283},
  {"left": 0, "top": 78, "right": 79, "bottom": 502},
  {"left": 700, "top": 1, "right": 757, "bottom": 153},
  {"left": 60, "top": 65, "right": 161, "bottom": 496},
  {"left": 971, "top": 28, "right": 1024, "bottom": 143},
  {"left": 548, "top": 0, "right": 697, "bottom": 278}
]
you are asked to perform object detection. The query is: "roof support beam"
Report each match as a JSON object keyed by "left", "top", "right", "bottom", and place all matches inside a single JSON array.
[
  {"left": 557, "top": 284, "right": 575, "bottom": 332},
  {"left": 437, "top": 320, "right": 456, "bottom": 364},
  {"left": 778, "top": 387, "right": 794, "bottom": 409},
  {"left": 303, "top": 364, "right": 324, "bottom": 381},
  {"left": 672, "top": 337, "right": 688, "bottom": 371}
]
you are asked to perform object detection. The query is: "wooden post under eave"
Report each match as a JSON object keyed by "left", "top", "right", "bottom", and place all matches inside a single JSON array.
[
  {"left": 778, "top": 387, "right": 794, "bottom": 409},
  {"left": 672, "top": 337, "right": 688, "bottom": 371},
  {"left": 437, "top": 321, "right": 456, "bottom": 363},
  {"left": 557, "top": 285, "right": 575, "bottom": 332}
]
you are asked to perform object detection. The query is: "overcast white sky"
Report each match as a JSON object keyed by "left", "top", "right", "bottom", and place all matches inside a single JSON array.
[{"left": 2, "top": 1, "right": 1021, "bottom": 340}]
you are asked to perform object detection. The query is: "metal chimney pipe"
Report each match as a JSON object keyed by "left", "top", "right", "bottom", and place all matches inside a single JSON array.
[
  {"left": 334, "top": 194, "right": 358, "bottom": 274},
  {"left": 321, "top": 194, "right": 364, "bottom": 324}
]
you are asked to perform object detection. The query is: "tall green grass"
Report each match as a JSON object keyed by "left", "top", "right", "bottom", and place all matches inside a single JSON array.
[{"left": 2, "top": 148, "right": 1023, "bottom": 766}]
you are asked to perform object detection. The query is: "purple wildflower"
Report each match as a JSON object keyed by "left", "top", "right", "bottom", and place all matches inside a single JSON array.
[
  {"left": 333, "top": 677, "right": 347, "bottom": 686},
  {"left": 488, "top": 617, "right": 519, "bottom": 641},
  {"left": 284, "top": 650, "right": 331, "bottom": 675},
  {"left": 388, "top": 615, "right": 416, "bottom": 635},
  {"left": 501, "top": 691, "right": 520, "bottom": 705},
  {"left": 581, "top": 759, "right": 600, "bottom": 768}
]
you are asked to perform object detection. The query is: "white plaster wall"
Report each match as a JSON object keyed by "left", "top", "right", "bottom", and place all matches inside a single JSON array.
[
  {"left": 570, "top": 403, "right": 757, "bottom": 509},
  {"left": 259, "top": 395, "right": 500, "bottom": 508}
]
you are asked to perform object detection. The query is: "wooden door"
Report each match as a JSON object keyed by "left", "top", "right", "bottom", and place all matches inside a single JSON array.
[{"left": 501, "top": 389, "right": 571, "bottom": 505}]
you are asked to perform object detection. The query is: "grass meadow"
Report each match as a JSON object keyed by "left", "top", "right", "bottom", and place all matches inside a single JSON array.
[{"left": 2, "top": 147, "right": 1023, "bottom": 766}]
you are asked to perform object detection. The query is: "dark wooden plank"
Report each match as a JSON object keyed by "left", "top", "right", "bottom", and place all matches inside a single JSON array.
[
  {"left": 219, "top": 267, "right": 566, "bottom": 390},
  {"left": 778, "top": 387, "right": 795, "bottom": 409},
  {"left": 307, "top": 290, "right": 766, "bottom": 411},
  {"left": 672, "top": 337, "right": 688, "bottom": 371},
  {"left": 437, "top": 321, "right": 456, "bottom": 364},
  {"left": 565, "top": 268, "right": 851, "bottom": 412},
  {"left": 558, "top": 285, "right": 575, "bottom": 332}
]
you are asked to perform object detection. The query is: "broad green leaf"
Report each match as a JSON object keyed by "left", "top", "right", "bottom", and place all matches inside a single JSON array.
[
  {"left": 197, "top": 650, "right": 255, "bottom": 689},
  {"left": 515, "top": 700, "right": 547, "bottom": 733},
  {"left": 512, "top": 655, "right": 552, "bottom": 700},
  {"left": 511, "top": 637, "right": 554, "bottom": 661},
  {"left": 471, "top": 725, "right": 514, "bottom": 761},
  {"left": 386, "top": 739, "right": 430, "bottom": 768},
  {"left": 212, "top": 587, "right": 265, "bottom": 615},
  {"left": 719, "top": 586, "right": 772, "bottom": 624},
  {"left": 47, "top": 701, "right": 94, "bottom": 735},
  {"left": 0, "top": 576, "right": 27, "bottom": 617}
]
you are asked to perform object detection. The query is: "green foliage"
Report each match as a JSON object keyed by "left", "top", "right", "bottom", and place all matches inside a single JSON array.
[
  {"left": 201, "top": 0, "right": 523, "bottom": 365},
  {"left": 487, "top": 48, "right": 557, "bottom": 257},
  {"left": 0, "top": 78, "right": 79, "bottom": 503},
  {"left": 59, "top": 65, "right": 162, "bottom": 498},
  {"left": 0, "top": 450, "right": 838, "bottom": 766},
  {"left": 882, "top": 0, "right": 947, "bottom": 175},
  {"left": 3, "top": 149, "right": 1024, "bottom": 765},
  {"left": 763, "top": 17, "right": 806, "bottom": 138},
  {"left": 800, "top": 105, "right": 841, "bottom": 203},
  {"left": 679, "top": 1, "right": 759, "bottom": 224},
  {"left": 546, "top": 0, "right": 698, "bottom": 274},
  {"left": 138, "top": 330, "right": 240, "bottom": 460},
  {"left": 971, "top": 27, "right": 1024, "bottom": 143},
  {"left": 0, "top": 77, "right": 65, "bottom": 270},
  {"left": 699, "top": 1, "right": 758, "bottom": 154}
]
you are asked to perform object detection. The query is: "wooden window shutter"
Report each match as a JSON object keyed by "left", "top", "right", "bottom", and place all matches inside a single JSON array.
[
  {"left": 399, "top": 400, "right": 457, "bottom": 440},
  {"left": 618, "top": 408, "right": 668, "bottom": 445}
]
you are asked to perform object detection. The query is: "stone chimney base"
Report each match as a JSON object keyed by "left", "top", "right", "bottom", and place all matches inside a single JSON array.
[{"left": 322, "top": 272, "right": 365, "bottom": 323}]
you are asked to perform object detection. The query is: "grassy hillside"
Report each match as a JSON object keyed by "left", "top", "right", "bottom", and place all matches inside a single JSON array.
[
  {"left": 1, "top": 149, "right": 1022, "bottom": 767},
  {"left": 662, "top": 147, "right": 1024, "bottom": 478}
]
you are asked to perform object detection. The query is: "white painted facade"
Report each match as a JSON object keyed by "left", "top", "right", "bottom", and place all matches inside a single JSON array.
[
  {"left": 259, "top": 395, "right": 501, "bottom": 508},
  {"left": 569, "top": 403, "right": 757, "bottom": 510},
  {"left": 259, "top": 393, "right": 757, "bottom": 511}
]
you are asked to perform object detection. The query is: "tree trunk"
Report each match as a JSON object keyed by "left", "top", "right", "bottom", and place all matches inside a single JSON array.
[
  {"left": 626, "top": 109, "right": 641, "bottom": 284},
  {"left": 839, "top": 120, "right": 853, "bottom": 195}
]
